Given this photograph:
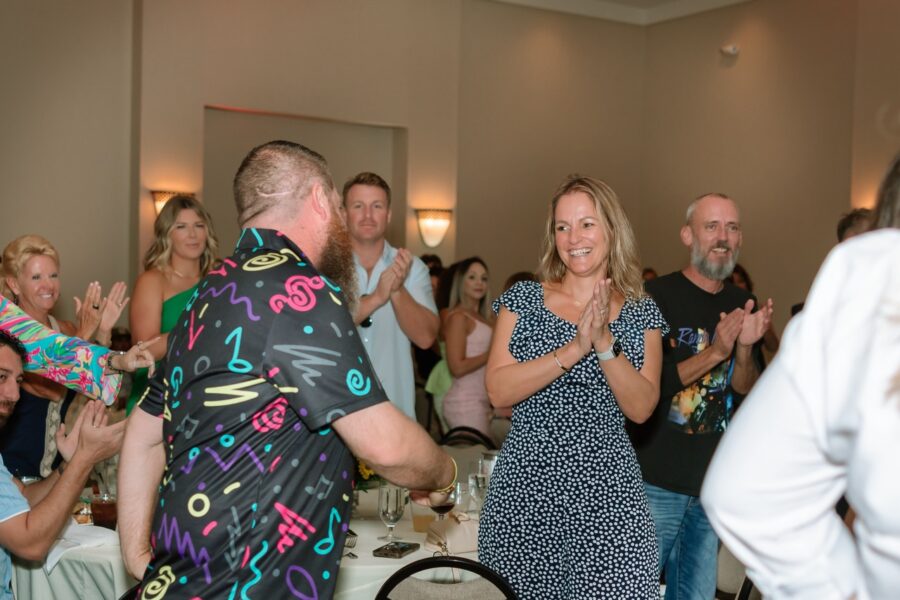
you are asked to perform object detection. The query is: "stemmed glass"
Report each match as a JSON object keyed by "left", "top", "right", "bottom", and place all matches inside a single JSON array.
[
  {"left": 430, "top": 484, "right": 459, "bottom": 521},
  {"left": 467, "top": 465, "right": 489, "bottom": 515},
  {"left": 378, "top": 482, "right": 407, "bottom": 541}
]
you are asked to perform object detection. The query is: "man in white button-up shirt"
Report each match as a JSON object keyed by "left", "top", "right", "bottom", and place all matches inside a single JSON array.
[
  {"left": 344, "top": 172, "right": 439, "bottom": 421},
  {"left": 702, "top": 154, "right": 900, "bottom": 599}
]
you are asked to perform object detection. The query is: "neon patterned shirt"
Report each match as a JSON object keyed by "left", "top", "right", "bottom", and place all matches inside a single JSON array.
[
  {"left": 137, "top": 228, "right": 386, "bottom": 599},
  {"left": 0, "top": 296, "right": 120, "bottom": 404}
]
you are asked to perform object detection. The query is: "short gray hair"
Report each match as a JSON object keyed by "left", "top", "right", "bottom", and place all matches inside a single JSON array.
[{"left": 685, "top": 192, "right": 734, "bottom": 225}]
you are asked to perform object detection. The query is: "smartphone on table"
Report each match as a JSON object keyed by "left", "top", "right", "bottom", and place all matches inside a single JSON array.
[{"left": 372, "top": 541, "right": 420, "bottom": 559}]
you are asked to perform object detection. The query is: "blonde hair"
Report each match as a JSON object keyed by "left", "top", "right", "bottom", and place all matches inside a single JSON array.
[
  {"left": 537, "top": 174, "right": 645, "bottom": 300},
  {"left": 1, "top": 234, "right": 61, "bottom": 300},
  {"left": 143, "top": 195, "right": 219, "bottom": 274},
  {"left": 448, "top": 257, "right": 492, "bottom": 321}
]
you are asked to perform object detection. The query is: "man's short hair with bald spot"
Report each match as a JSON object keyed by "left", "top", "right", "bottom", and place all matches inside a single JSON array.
[{"left": 233, "top": 140, "right": 335, "bottom": 226}]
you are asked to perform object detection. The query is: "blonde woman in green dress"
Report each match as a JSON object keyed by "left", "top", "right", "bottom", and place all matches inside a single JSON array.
[{"left": 127, "top": 196, "right": 219, "bottom": 413}]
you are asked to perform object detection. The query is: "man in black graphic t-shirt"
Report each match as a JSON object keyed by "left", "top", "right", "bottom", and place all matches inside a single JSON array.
[
  {"left": 630, "top": 193, "right": 772, "bottom": 600},
  {"left": 117, "top": 141, "right": 455, "bottom": 599}
]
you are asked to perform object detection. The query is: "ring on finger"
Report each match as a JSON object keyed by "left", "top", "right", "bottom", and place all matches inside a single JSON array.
[{"left": 92, "top": 304, "right": 100, "bottom": 310}]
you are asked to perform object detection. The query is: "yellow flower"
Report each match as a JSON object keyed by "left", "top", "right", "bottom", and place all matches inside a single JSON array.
[{"left": 358, "top": 460, "right": 375, "bottom": 480}]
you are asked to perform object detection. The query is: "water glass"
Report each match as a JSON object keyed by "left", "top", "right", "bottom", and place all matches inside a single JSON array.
[
  {"left": 378, "top": 483, "right": 407, "bottom": 541},
  {"left": 467, "top": 471, "right": 488, "bottom": 514}
]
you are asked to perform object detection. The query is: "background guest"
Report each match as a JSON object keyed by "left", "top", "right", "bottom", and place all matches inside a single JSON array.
[
  {"left": 0, "top": 331, "right": 125, "bottom": 599},
  {"left": 702, "top": 156, "right": 900, "bottom": 597},
  {"left": 501, "top": 270, "right": 536, "bottom": 292},
  {"left": 442, "top": 257, "right": 494, "bottom": 440},
  {"left": 835, "top": 207, "right": 873, "bottom": 242},
  {"left": 423, "top": 261, "right": 460, "bottom": 433},
  {"left": 345, "top": 172, "right": 439, "bottom": 421},
  {"left": 0, "top": 235, "right": 127, "bottom": 479},
  {"left": 419, "top": 253, "right": 444, "bottom": 296},
  {"left": 126, "top": 195, "right": 219, "bottom": 414},
  {"left": 630, "top": 193, "right": 772, "bottom": 600},
  {"left": 479, "top": 175, "right": 666, "bottom": 598},
  {"left": 414, "top": 254, "right": 444, "bottom": 382}
]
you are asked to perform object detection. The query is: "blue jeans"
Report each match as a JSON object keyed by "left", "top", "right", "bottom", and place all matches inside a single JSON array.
[{"left": 644, "top": 482, "right": 718, "bottom": 600}]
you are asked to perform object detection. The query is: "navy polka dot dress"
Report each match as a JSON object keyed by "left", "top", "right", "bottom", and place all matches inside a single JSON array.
[{"left": 478, "top": 281, "right": 667, "bottom": 599}]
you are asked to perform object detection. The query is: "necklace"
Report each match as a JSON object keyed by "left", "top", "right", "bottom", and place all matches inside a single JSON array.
[{"left": 170, "top": 267, "right": 198, "bottom": 280}]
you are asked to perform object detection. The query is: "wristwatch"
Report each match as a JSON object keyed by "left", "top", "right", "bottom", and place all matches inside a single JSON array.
[{"left": 597, "top": 335, "right": 622, "bottom": 361}]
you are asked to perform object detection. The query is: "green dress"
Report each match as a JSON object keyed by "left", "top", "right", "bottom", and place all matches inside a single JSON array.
[{"left": 125, "top": 285, "right": 197, "bottom": 414}]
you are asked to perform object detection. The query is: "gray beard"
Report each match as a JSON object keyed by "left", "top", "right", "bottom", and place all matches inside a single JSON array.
[{"left": 691, "top": 241, "right": 739, "bottom": 281}]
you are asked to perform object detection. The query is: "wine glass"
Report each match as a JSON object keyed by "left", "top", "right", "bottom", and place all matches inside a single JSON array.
[
  {"left": 430, "top": 483, "right": 459, "bottom": 521},
  {"left": 378, "top": 483, "right": 407, "bottom": 541},
  {"left": 467, "top": 470, "right": 488, "bottom": 515}
]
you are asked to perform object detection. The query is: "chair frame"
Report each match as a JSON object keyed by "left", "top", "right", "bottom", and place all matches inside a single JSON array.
[
  {"left": 374, "top": 555, "right": 517, "bottom": 599},
  {"left": 438, "top": 425, "right": 497, "bottom": 450},
  {"left": 736, "top": 576, "right": 756, "bottom": 600}
]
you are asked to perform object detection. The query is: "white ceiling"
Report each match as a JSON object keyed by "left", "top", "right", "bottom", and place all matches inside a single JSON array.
[{"left": 491, "top": 0, "right": 753, "bottom": 25}]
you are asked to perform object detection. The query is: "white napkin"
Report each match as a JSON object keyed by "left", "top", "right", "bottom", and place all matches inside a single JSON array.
[{"left": 44, "top": 519, "right": 119, "bottom": 573}]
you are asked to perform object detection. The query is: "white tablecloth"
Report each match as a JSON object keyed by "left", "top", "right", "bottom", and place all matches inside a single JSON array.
[
  {"left": 11, "top": 541, "right": 137, "bottom": 600},
  {"left": 334, "top": 491, "right": 478, "bottom": 599},
  {"left": 10, "top": 492, "right": 476, "bottom": 600}
]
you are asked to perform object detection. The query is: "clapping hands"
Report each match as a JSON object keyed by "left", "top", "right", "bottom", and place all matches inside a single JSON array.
[
  {"left": 56, "top": 400, "right": 125, "bottom": 466},
  {"left": 712, "top": 298, "right": 774, "bottom": 359},
  {"left": 74, "top": 281, "right": 130, "bottom": 345},
  {"left": 738, "top": 298, "right": 773, "bottom": 346},
  {"left": 574, "top": 278, "right": 616, "bottom": 355},
  {"left": 375, "top": 248, "right": 413, "bottom": 302}
]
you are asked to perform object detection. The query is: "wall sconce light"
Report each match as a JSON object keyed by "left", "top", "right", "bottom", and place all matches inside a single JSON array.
[
  {"left": 719, "top": 44, "right": 740, "bottom": 57},
  {"left": 150, "top": 190, "right": 194, "bottom": 215},
  {"left": 415, "top": 209, "right": 452, "bottom": 248}
]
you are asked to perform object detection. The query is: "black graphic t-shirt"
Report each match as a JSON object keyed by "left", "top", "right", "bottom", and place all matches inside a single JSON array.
[
  {"left": 137, "top": 228, "right": 386, "bottom": 599},
  {"left": 630, "top": 271, "right": 753, "bottom": 496}
]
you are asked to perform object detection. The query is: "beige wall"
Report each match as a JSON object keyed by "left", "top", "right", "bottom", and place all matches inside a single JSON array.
[
  {"left": 640, "top": 0, "right": 857, "bottom": 331},
  {"left": 457, "top": 0, "right": 646, "bottom": 291},
  {"left": 0, "top": 0, "right": 133, "bottom": 322},
  {"left": 851, "top": 0, "right": 900, "bottom": 209},
  {"left": 202, "top": 108, "right": 401, "bottom": 255},
  {"left": 3, "top": 0, "right": 899, "bottom": 332},
  {"left": 139, "top": 0, "right": 461, "bottom": 265}
]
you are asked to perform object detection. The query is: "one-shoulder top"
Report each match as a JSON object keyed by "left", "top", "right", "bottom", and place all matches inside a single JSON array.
[{"left": 125, "top": 284, "right": 197, "bottom": 414}]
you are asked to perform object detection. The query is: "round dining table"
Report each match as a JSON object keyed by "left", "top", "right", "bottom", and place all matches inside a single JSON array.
[{"left": 10, "top": 488, "right": 479, "bottom": 600}]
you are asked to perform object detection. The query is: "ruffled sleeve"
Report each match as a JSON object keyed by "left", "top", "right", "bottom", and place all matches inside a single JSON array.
[
  {"left": 637, "top": 295, "right": 670, "bottom": 336},
  {"left": 0, "top": 295, "right": 121, "bottom": 405},
  {"left": 493, "top": 280, "right": 543, "bottom": 316}
]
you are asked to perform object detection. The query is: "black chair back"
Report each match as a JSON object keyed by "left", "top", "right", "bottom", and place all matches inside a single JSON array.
[
  {"left": 375, "top": 555, "right": 516, "bottom": 599},
  {"left": 438, "top": 426, "right": 496, "bottom": 449}
]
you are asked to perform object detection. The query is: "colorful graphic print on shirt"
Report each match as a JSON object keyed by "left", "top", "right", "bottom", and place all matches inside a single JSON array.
[
  {"left": 136, "top": 228, "right": 386, "bottom": 599},
  {"left": 666, "top": 326, "right": 736, "bottom": 434}
]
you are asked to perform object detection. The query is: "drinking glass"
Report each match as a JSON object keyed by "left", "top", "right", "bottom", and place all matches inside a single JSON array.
[
  {"left": 378, "top": 483, "right": 407, "bottom": 541},
  {"left": 467, "top": 470, "right": 488, "bottom": 514},
  {"left": 430, "top": 484, "right": 459, "bottom": 521},
  {"left": 91, "top": 492, "right": 118, "bottom": 530}
]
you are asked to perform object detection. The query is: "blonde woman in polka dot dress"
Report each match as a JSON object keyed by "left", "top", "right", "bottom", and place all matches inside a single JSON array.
[{"left": 478, "top": 175, "right": 667, "bottom": 598}]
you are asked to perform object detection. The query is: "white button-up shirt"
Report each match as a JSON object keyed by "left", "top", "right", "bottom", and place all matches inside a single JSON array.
[
  {"left": 702, "top": 229, "right": 900, "bottom": 600},
  {"left": 353, "top": 241, "right": 437, "bottom": 420}
]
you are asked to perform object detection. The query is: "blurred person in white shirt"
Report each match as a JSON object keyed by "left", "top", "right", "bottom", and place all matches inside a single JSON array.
[{"left": 702, "top": 153, "right": 900, "bottom": 599}]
